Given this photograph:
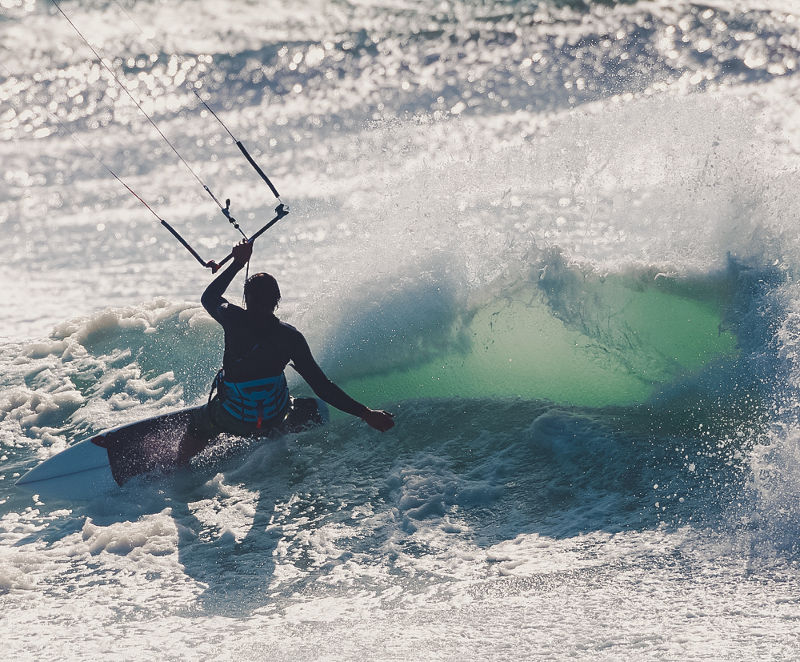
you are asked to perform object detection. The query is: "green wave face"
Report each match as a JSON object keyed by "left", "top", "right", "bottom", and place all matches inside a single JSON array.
[{"left": 340, "top": 275, "right": 738, "bottom": 408}]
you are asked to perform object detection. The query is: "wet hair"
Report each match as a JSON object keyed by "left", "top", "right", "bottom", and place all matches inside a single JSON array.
[{"left": 244, "top": 272, "right": 281, "bottom": 312}]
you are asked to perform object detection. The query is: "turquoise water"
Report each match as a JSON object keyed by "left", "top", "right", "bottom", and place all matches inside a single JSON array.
[{"left": 339, "top": 274, "right": 737, "bottom": 408}]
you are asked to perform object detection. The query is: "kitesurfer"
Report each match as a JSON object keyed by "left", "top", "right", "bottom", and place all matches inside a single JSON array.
[{"left": 177, "top": 240, "right": 394, "bottom": 464}]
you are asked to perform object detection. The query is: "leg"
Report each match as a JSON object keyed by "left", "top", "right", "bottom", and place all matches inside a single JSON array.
[
  {"left": 176, "top": 427, "right": 214, "bottom": 466},
  {"left": 177, "top": 403, "right": 218, "bottom": 466}
]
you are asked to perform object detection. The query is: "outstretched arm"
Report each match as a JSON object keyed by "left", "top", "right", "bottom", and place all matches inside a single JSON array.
[
  {"left": 292, "top": 336, "right": 395, "bottom": 432},
  {"left": 201, "top": 241, "right": 252, "bottom": 320}
]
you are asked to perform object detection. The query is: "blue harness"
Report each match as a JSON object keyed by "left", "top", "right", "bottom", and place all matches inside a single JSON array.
[{"left": 217, "top": 372, "right": 290, "bottom": 429}]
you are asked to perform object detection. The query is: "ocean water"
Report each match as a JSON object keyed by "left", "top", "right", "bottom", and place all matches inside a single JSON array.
[{"left": 2, "top": 0, "right": 800, "bottom": 658}]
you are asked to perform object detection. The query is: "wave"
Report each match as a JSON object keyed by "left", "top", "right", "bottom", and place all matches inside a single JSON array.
[
  {"left": 0, "top": 255, "right": 758, "bottom": 434},
  {"left": 1, "top": 0, "right": 799, "bottom": 578},
  {"left": 0, "top": 244, "right": 796, "bottom": 630},
  {"left": 0, "top": 255, "right": 782, "bottom": 536}
]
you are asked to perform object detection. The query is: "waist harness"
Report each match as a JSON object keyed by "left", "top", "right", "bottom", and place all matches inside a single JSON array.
[{"left": 214, "top": 372, "right": 290, "bottom": 428}]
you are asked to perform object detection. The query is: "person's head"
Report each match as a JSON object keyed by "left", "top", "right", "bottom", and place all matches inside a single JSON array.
[{"left": 244, "top": 272, "right": 281, "bottom": 313}]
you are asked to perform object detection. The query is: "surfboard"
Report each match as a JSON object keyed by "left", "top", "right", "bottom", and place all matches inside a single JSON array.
[{"left": 16, "top": 398, "right": 328, "bottom": 501}]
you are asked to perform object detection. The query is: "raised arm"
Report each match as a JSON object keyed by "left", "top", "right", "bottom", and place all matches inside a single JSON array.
[{"left": 201, "top": 241, "right": 252, "bottom": 320}]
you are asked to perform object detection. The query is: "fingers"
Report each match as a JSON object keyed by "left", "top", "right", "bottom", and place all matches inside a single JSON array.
[
  {"left": 231, "top": 240, "right": 253, "bottom": 265},
  {"left": 365, "top": 409, "right": 395, "bottom": 432}
]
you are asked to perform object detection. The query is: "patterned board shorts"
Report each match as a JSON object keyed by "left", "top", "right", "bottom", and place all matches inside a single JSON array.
[{"left": 190, "top": 395, "right": 327, "bottom": 439}]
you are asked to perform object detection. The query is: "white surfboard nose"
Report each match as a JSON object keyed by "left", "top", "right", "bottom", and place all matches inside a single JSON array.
[{"left": 16, "top": 440, "right": 118, "bottom": 501}]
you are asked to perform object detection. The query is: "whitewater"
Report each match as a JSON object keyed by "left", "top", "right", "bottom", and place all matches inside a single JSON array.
[{"left": 2, "top": 0, "right": 800, "bottom": 658}]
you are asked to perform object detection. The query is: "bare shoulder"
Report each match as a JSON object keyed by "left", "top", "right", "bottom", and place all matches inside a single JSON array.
[{"left": 277, "top": 319, "right": 307, "bottom": 343}]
